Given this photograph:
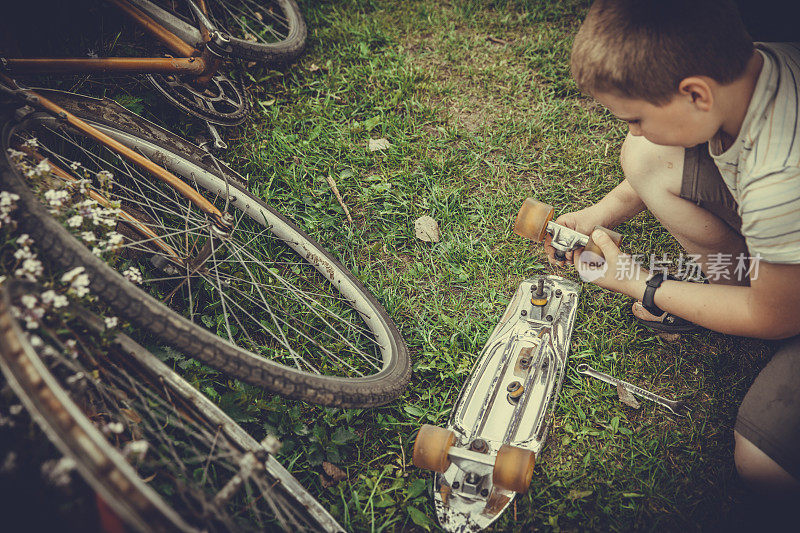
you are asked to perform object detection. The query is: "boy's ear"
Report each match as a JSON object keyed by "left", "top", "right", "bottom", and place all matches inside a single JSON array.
[{"left": 678, "top": 77, "right": 713, "bottom": 111}]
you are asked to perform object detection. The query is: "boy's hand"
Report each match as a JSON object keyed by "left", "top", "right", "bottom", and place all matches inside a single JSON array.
[
  {"left": 575, "top": 229, "right": 648, "bottom": 298},
  {"left": 544, "top": 205, "right": 607, "bottom": 265}
]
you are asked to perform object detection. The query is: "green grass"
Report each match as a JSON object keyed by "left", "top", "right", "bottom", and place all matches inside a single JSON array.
[{"left": 0, "top": 0, "right": 774, "bottom": 531}]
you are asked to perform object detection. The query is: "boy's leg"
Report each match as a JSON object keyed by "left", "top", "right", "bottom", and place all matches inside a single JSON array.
[
  {"left": 620, "top": 133, "right": 799, "bottom": 491},
  {"left": 734, "top": 334, "right": 800, "bottom": 495},
  {"left": 620, "top": 133, "right": 749, "bottom": 287}
]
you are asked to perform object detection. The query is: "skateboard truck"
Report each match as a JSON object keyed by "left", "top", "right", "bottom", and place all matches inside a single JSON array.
[
  {"left": 413, "top": 425, "right": 536, "bottom": 496},
  {"left": 513, "top": 197, "right": 622, "bottom": 261}
]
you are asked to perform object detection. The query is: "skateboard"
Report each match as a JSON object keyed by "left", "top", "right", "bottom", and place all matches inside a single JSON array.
[
  {"left": 412, "top": 274, "right": 580, "bottom": 532},
  {"left": 411, "top": 198, "right": 619, "bottom": 531}
]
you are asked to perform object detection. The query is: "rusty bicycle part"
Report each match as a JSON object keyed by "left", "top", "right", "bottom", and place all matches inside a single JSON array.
[{"left": 1, "top": 0, "right": 306, "bottom": 124}]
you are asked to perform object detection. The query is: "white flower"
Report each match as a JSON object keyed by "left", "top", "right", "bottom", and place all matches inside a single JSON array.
[
  {"left": 65, "top": 339, "right": 78, "bottom": 359},
  {"left": 22, "top": 137, "right": 39, "bottom": 148},
  {"left": 15, "top": 258, "right": 43, "bottom": 280},
  {"left": 41, "top": 457, "right": 75, "bottom": 488},
  {"left": 123, "top": 267, "right": 143, "bottom": 285},
  {"left": 70, "top": 274, "right": 91, "bottom": 297},
  {"left": 92, "top": 247, "right": 103, "bottom": 257},
  {"left": 97, "top": 170, "right": 114, "bottom": 185},
  {"left": 0, "top": 193, "right": 19, "bottom": 229},
  {"left": 34, "top": 159, "right": 51, "bottom": 175},
  {"left": 14, "top": 247, "right": 33, "bottom": 260},
  {"left": 106, "top": 422, "right": 124, "bottom": 434},
  {"left": 20, "top": 294, "right": 38, "bottom": 309},
  {"left": 43, "top": 189, "right": 69, "bottom": 207},
  {"left": 104, "top": 316, "right": 118, "bottom": 329},
  {"left": 66, "top": 215, "right": 83, "bottom": 228},
  {"left": 123, "top": 440, "right": 148, "bottom": 458},
  {"left": 6, "top": 148, "right": 26, "bottom": 159},
  {"left": 29, "top": 335, "right": 43, "bottom": 348},
  {"left": 22, "top": 313, "right": 40, "bottom": 330},
  {"left": 80, "top": 231, "right": 96, "bottom": 243},
  {"left": 41, "top": 290, "right": 68, "bottom": 309},
  {"left": 106, "top": 232, "right": 123, "bottom": 246},
  {"left": 0, "top": 191, "right": 20, "bottom": 206},
  {"left": 61, "top": 267, "right": 85, "bottom": 284},
  {"left": 16, "top": 234, "right": 32, "bottom": 247}
]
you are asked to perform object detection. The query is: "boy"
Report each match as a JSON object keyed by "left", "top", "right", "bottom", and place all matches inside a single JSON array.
[{"left": 547, "top": 0, "right": 800, "bottom": 500}]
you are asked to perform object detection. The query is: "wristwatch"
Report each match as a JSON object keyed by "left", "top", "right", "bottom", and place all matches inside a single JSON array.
[{"left": 642, "top": 274, "right": 675, "bottom": 316}]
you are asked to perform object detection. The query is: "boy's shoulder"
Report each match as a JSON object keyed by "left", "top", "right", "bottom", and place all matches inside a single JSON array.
[
  {"left": 727, "top": 42, "right": 799, "bottom": 162},
  {"left": 712, "top": 43, "right": 800, "bottom": 264}
]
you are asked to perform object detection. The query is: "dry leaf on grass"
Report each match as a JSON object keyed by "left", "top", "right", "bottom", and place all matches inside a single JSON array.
[
  {"left": 368, "top": 138, "right": 391, "bottom": 151},
  {"left": 414, "top": 215, "right": 440, "bottom": 243},
  {"left": 617, "top": 383, "right": 641, "bottom": 409},
  {"left": 656, "top": 331, "right": 681, "bottom": 343},
  {"left": 320, "top": 461, "right": 347, "bottom": 488}
]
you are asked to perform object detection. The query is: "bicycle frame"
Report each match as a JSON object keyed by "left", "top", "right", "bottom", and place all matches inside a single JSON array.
[{"left": 1, "top": 0, "right": 227, "bottom": 86}]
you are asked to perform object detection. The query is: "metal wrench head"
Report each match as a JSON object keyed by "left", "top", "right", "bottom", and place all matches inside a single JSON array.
[{"left": 576, "top": 363, "right": 688, "bottom": 415}]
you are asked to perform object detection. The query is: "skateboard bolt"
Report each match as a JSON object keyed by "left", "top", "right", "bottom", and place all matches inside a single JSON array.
[
  {"left": 481, "top": 488, "right": 489, "bottom": 497},
  {"left": 452, "top": 481, "right": 460, "bottom": 489},
  {"left": 507, "top": 381, "right": 525, "bottom": 400},
  {"left": 545, "top": 314, "right": 553, "bottom": 321},
  {"left": 520, "top": 357, "right": 531, "bottom": 369},
  {"left": 469, "top": 439, "right": 488, "bottom": 453},
  {"left": 520, "top": 310, "right": 527, "bottom": 316},
  {"left": 555, "top": 289, "right": 562, "bottom": 297}
]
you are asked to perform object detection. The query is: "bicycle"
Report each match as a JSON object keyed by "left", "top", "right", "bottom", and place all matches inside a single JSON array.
[
  {"left": 2, "top": 0, "right": 307, "bottom": 133},
  {"left": 0, "top": 278, "right": 345, "bottom": 532},
  {"left": 0, "top": 80, "right": 411, "bottom": 408}
]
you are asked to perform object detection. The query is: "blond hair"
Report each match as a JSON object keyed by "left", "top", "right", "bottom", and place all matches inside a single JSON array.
[{"left": 571, "top": 0, "right": 753, "bottom": 105}]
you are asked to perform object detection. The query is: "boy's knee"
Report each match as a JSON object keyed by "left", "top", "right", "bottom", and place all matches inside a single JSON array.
[
  {"left": 734, "top": 431, "right": 800, "bottom": 493},
  {"left": 620, "top": 133, "right": 684, "bottom": 192}
]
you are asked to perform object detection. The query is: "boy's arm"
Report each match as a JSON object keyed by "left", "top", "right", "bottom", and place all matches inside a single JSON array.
[
  {"left": 593, "top": 179, "right": 647, "bottom": 228},
  {"left": 589, "top": 231, "right": 800, "bottom": 339}
]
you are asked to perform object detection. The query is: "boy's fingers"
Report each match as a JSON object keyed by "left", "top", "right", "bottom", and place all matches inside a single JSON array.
[{"left": 591, "top": 229, "right": 613, "bottom": 251}]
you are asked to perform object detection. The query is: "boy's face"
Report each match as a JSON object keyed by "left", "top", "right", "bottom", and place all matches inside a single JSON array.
[{"left": 593, "top": 90, "right": 720, "bottom": 147}]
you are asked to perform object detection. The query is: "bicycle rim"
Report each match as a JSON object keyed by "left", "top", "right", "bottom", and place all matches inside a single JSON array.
[
  {"left": 0, "top": 90, "right": 409, "bottom": 407},
  {"left": 0, "top": 280, "right": 343, "bottom": 532}
]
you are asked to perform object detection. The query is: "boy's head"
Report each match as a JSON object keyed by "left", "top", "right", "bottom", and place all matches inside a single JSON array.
[
  {"left": 571, "top": 0, "right": 756, "bottom": 146},
  {"left": 572, "top": 0, "right": 752, "bottom": 105}
]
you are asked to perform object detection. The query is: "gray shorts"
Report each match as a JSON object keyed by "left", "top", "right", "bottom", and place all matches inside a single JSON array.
[{"left": 682, "top": 144, "right": 800, "bottom": 479}]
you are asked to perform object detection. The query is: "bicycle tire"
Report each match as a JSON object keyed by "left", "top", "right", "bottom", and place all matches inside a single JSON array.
[
  {"left": 130, "top": 0, "right": 307, "bottom": 64},
  {"left": 0, "top": 88, "right": 410, "bottom": 407},
  {"left": 0, "top": 280, "right": 345, "bottom": 532}
]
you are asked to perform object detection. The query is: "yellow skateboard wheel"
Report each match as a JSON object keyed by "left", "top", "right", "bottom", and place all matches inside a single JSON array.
[
  {"left": 513, "top": 198, "right": 554, "bottom": 243},
  {"left": 492, "top": 444, "right": 535, "bottom": 493},
  {"left": 413, "top": 424, "right": 455, "bottom": 473}
]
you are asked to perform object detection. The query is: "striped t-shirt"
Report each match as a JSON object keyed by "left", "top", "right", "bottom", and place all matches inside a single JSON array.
[{"left": 710, "top": 42, "right": 800, "bottom": 264}]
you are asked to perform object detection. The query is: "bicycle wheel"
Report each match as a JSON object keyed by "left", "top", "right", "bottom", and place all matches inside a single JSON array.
[
  {"left": 0, "top": 280, "right": 344, "bottom": 532},
  {"left": 0, "top": 88, "right": 410, "bottom": 407},
  {"left": 131, "top": 0, "right": 307, "bottom": 64}
]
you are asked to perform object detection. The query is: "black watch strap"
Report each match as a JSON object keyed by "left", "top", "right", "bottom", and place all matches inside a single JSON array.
[{"left": 642, "top": 274, "right": 674, "bottom": 316}]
